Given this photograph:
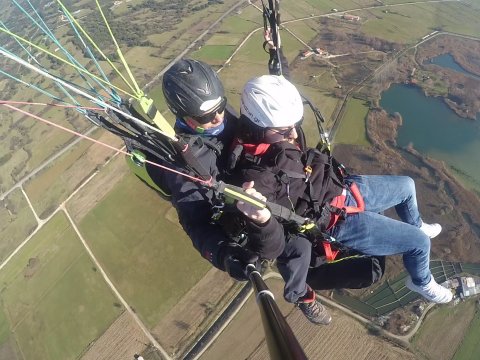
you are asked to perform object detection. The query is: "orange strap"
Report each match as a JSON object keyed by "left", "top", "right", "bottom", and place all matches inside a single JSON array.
[
  {"left": 322, "top": 241, "right": 340, "bottom": 262},
  {"left": 326, "top": 181, "right": 365, "bottom": 230}
]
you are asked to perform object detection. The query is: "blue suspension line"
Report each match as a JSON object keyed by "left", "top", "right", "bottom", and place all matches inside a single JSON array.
[
  {"left": 60, "top": 6, "right": 121, "bottom": 105},
  {"left": 0, "top": 19, "right": 92, "bottom": 115},
  {"left": 0, "top": 45, "right": 105, "bottom": 116},
  {"left": 0, "top": 19, "right": 87, "bottom": 113},
  {"left": 0, "top": 19, "right": 40, "bottom": 65},
  {"left": 0, "top": 67, "right": 61, "bottom": 102},
  {"left": 10, "top": 0, "right": 111, "bottom": 101}
]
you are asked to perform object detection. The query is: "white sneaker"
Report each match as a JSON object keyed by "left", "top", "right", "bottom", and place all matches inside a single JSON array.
[
  {"left": 406, "top": 276, "right": 453, "bottom": 303},
  {"left": 420, "top": 222, "right": 442, "bottom": 238}
]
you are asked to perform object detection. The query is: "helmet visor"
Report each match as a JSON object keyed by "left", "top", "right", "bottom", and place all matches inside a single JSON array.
[{"left": 191, "top": 97, "right": 227, "bottom": 124}]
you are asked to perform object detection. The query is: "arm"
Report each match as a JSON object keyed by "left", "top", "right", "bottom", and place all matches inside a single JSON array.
[
  {"left": 169, "top": 175, "right": 229, "bottom": 269},
  {"left": 236, "top": 181, "right": 285, "bottom": 260},
  {"left": 172, "top": 179, "right": 260, "bottom": 281}
]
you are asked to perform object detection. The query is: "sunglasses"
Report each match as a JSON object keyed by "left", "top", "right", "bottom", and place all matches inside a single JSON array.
[
  {"left": 263, "top": 125, "right": 297, "bottom": 143},
  {"left": 191, "top": 97, "right": 227, "bottom": 124},
  {"left": 268, "top": 126, "right": 295, "bottom": 136}
]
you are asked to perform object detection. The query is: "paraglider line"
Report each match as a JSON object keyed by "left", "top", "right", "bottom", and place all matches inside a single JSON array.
[{"left": 2, "top": 104, "right": 211, "bottom": 186}]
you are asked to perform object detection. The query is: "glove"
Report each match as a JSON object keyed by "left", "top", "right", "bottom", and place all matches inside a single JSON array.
[{"left": 219, "top": 243, "right": 260, "bottom": 281}]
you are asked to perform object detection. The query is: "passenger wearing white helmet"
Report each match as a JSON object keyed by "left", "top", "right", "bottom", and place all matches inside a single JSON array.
[{"left": 230, "top": 75, "right": 452, "bottom": 325}]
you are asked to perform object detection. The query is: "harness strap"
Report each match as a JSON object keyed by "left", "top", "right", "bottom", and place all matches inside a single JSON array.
[
  {"left": 322, "top": 241, "right": 340, "bottom": 262},
  {"left": 325, "top": 181, "right": 365, "bottom": 230}
]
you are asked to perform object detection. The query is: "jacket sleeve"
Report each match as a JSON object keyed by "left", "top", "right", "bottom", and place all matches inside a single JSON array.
[
  {"left": 168, "top": 174, "right": 230, "bottom": 270},
  {"left": 146, "top": 157, "right": 230, "bottom": 270},
  {"left": 239, "top": 168, "right": 286, "bottom": 259},
  {"left": 245, "top": 216, "right": 285, "bottom": 260}
]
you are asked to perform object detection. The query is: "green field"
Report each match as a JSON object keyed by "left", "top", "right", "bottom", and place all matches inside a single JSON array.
[
  {"left": 192, "top": 45, "right": 236, "bottom": 64},
  {"left": 334, "top": 97, "right": 370, "bottom": 146},
  {"left": 413, "top": 300, "right": 477, "bottom": 360},
  {"left": 23, "top": 128, "right": 122, "bottom": 219},
  {"left": 1, "top": 0, "right": 480, "bottom": 358},
  {"left": 0, "top": 212, "right": 123, "bottom": 360},
  {"left": 0, "top": 306, "right": 10, "bottom": 347},
  {"left": 0, "top": 188, "right": 37, "bottom": 263},
  {"left": 77, "top": 172, "right": 211, "bottom": 328},
  {"left": 361, "top": 2, "right": 480, "bottom": 44},
  {"left": 453, "top": 308, "right": 480, "bottom": 360}
]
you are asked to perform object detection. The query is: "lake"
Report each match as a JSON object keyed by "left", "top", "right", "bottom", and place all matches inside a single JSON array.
[
  {"left": 380, "top": 83, "right": 480, "bottom": 193},
  {"left": 427, "top": 53, "right": 480, "bottom": 81}
]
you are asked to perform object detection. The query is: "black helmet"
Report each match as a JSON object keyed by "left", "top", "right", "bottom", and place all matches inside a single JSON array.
[{"left": 162, "top": 59, "right": 225, "bottom": 122}]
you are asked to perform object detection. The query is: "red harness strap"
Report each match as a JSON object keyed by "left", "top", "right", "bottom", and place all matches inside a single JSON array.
[{"left": 323, "top": 182, "right": 365, "bottom": 261}]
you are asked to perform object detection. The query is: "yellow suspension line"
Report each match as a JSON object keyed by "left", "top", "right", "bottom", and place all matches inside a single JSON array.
[
  {"left": 56, "top": 0, "right": 139, "bottom": 97},
  {"left": 0, "top": 26, "right": 139, "bottom": 100},
  {"left": 95, "top": 0, "right": 143, "bottom": 97}
]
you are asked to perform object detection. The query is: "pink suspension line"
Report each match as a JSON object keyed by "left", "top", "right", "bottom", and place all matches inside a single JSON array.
[{"left": 2, "top": 103, "right": 212, "bottom": 186}]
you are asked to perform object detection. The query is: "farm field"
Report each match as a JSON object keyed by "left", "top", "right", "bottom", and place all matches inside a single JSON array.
[
  {"left": 1, "top": 0, "right": 480, "bottom": 359},
  {"left": 0, "top": 188, "right": 37, "bottom": 263},
  {"left": 0, "top": 212, "right": 123, "bottom": 360},
  {"left": 23, "top": 129, "right": 124, "bottom": 219},
  {"left": 452, "top": 307, "right": 480, "bottom": 360},
  {"left": 334, "top": 97, "right": 370, "bottom": 146},
  {"left": 360, "top": 2, "right": 480, "bottom": 43},
  {"left": 200, "top": 277, "right": 417, "bottom": 360},
  {"left": 76, "top": 171, "right": 212, "bottom": 328},
  {"left": 413, "top": 300, "right": 477, "bottom": 360}
]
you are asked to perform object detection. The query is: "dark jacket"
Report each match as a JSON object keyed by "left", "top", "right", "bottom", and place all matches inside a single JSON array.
[
  {"left": 231, "top": 140, "right": 345, "bottom": 227},
  {"left": 145, "top": 110, "right": 284, "bottom": 270}
]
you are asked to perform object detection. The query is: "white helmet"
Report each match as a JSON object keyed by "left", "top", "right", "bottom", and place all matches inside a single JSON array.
[{"left": 240, "top": 75, "right": 303, "bottom": 128}]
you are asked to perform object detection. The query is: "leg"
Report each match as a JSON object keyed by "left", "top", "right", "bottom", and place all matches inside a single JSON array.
[
  {"left": 330, "top": 211, "right": 431, "bottom": 285},
  {"left": 276, "top": 233, "right": 311, "bottom": 303},
  {"left": 277, "top": 233, "right": 332, "bottom": 325},
  {"left": 346, "top": 175, "right": 422, "bottom": 226}
]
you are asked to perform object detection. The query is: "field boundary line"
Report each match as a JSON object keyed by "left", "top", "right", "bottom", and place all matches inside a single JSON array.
[{"left": 62, "top": 206, "right": 172, "bottom": 359}]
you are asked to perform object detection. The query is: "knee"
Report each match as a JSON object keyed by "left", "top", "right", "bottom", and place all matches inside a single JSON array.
[
  {"left": 415, "top": 231, "right": 431, "bottom": 252},
  {"left": 401, "top": 176, "right": 416, "bottom": 193},
  {"left": 284, "top": 234, "right": 311, "bottom": 257}
]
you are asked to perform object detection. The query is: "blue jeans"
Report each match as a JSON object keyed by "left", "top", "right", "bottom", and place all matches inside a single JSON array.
[{"left": 329, "top": 175, "right": 432, "bottom": 286}]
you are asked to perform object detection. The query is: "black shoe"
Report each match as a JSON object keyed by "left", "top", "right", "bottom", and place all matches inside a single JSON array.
[{"left": 296, "top": 287, "right": 331, "bottom": 325}]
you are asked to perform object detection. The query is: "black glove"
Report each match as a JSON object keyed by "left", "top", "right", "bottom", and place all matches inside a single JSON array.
[{"left": 219, "top": 243, "right": 260, "bottom": 281}]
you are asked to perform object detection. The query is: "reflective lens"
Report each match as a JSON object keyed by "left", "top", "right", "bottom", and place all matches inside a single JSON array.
[
  {"left": 269, "top": 126, "right": 295, "bottom": 137},
  {"left": 192, "top": 97, "right": 227, "bottom": 124}
]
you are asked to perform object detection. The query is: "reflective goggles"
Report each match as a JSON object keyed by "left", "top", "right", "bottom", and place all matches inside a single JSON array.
[
  {"left": 263, "top": 124, "right": 297, "bottom": 144},
  {"left": 191, "top": 97, "right": 227, "bottom": 124}
]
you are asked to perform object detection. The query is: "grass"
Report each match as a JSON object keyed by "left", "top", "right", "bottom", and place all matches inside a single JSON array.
[
  {"left": 217, "top": 13, "right": 261, "bottom": 35},
  {"left": 453, "top": 307, "right": 480, "bottom": 360},
  {"left": 0, "top": 307, "right": 9, "bottom": 347},
  {"left": 413, "top": 300, "right": 477, "bottom": 360},
  {"left": 0, "top": 188, "right": 37, "bottom": 264},
  {"left": 0, "top": 212, "right": 123, "bottom": 360},
  {"left": 207, "top": 33, "right": 244, "bottom": 46},
  {"left": 283, "top": 19, "right": 320, "bottom": 46},
  {"left": 361, "top": 2, "right": 480, "bottom": 44},
  {"left": 77, "top": 172, "right": 211, "bottom": 328},
  {"left": 191, "top": 45, "right": 236, "bottom": 65},
  {"left": 334, "top": 97, "right": 371, "bottom": 146},
  {"left": 24, "top": 128, "right": 123, "bottom": 219},
  {"left": 303, "top": 0, "right": 360, "bottom": 13}
]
